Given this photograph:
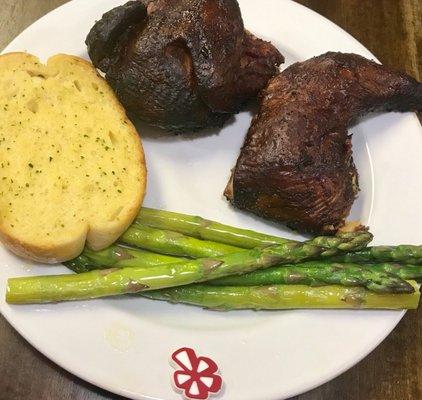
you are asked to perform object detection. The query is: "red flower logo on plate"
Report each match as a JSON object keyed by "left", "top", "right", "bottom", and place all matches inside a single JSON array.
[{"left": 171, "top": 347, "right": 223, "bottom": 399}]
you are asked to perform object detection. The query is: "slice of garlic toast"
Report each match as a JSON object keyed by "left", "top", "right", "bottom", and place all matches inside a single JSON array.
[{"left": 0, "top": 53, "right": 146, "bottom": 263}]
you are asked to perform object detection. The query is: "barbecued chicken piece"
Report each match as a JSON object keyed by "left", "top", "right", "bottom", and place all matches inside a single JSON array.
[
  {"left": 86, "top": 0, "right": 283, "bottom": 132},
  {"left": 225, "top": 52, "right": 422, "bottom": 234}
]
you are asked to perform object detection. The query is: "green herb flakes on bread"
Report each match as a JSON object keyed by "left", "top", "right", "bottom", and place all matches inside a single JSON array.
[{"left": 0, "top": 53, "right": 146, "bottom": 263}]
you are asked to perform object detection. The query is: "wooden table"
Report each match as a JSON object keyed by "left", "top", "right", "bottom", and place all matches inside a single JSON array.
[{"left": 0, "top": 1, "right": 421, "bottom": 399}]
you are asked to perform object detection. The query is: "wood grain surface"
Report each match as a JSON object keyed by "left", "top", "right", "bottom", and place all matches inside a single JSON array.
[{"left": 0, "top": 1, "right": 421, "bottom": 399}]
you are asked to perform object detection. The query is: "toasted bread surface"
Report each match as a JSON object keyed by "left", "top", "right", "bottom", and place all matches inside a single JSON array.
[{"left": 0, "top": 53, "right": 146, "bottom": 263}]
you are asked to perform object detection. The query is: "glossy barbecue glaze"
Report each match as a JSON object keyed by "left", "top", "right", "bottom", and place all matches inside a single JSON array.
[{"left": 226, "top": 52, "right": 422, "bottom": 234}]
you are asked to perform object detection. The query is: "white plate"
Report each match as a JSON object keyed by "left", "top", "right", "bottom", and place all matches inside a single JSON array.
[{"left": 1, "top": 1, "right": 421, "bottom": 399}]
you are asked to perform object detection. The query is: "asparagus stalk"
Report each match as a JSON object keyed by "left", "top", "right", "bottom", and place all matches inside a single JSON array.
[
  {"left": 328, "top": 245, "right": 422, "bottom": 265},
  {"left": 370, "top": 263, "right": 422, "bottom": 280},
  {"left": 120, "top": 225, "right": 241, "bottom": 258},
  {"left": 136, "top": 207, "right": 294, "bottom": 248},
  {"left": 66, "top": 246, "right": 420, "bottom": 294},
  {"left": 122, "top": 224, "right": 371, "bottom": 259},
  {"left": 64, "top": 245, "right": 183, "bottom": 273},
  {"left": 69, "top": 224, "right": 371, "bottom": 272},
  {"left": 7, "top": 231, "right": 373, "bottom": 304},
  {"left": 209, "top": 261, "right": 418, "bottom": 293},
  {"left": 138, "top": 208, "right": 422, "bottom": 265},
  {"left": 142, "top": 282, "right": 420, "bottom": 310}
]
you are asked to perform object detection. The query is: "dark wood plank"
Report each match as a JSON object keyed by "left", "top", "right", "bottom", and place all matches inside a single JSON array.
[
  {"left": 295, "top": 0, "right": 421, "bottom": 79},
  {"left": 0, "top": 315, "right": 124, "bottom": 400},
  {"left": 0, "top": 0, "right": 421, "bottom": 399},
  {"left": 0, "top": 0, "right": 69, "bottom": 50}
]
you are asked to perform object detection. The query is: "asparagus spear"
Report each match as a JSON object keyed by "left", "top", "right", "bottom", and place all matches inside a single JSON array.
[
  {"left": 69, "top": 224, "right": 370, "bottom": 272},
  {"left": 65, "top": 245, "right": 183, "bottom": 273},
  {"left": 209, "top": 261, "right": 419, "bottom": 293},
  {"left": 142, "top": 282, "right": 420, "bottom": 310},
  {"left": 66, "top": 245, "right": 420, "bottom": 293},
  {"left": 328, "top": 245, "right": 422, "bottom": 265},
  {"left": 122, "top": 224, "right": 370, "bottom": 258},
  {"left": 370, "top": 263, "right": 422, "bottom": 280},
  {"left": 136, "top": 208, "right": 422, "bottom": 265},
  {"left": 7, "top": 231, "right": 373, "bottom": 304},
  {"left": 120, "top": 225, "right": 241, "bottom": 258},
  {"left": 136, "top": 207, "right": 294, "bottom": 248}
]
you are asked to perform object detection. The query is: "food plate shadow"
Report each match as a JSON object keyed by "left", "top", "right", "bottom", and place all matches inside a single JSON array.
[
  {"left": 348, "top": 131, "right": 374, "bottom": 226},
  {"left": 130, "top": 114, "right": 238, "bottom": 142}
]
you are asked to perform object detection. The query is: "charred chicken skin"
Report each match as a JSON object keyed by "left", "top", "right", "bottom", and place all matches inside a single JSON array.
[
  {"left": 86, "top": 0, "right": 283, "bottom": 132},
  {"left": 225, "top": 52, "right": 422, "bottom": 234}
]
